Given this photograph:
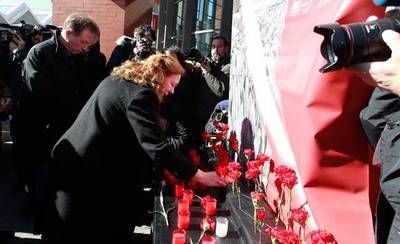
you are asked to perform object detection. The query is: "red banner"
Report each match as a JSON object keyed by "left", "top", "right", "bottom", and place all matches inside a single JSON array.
[{"left": 273, "top": 1, "right": 384, "bottom": 243}]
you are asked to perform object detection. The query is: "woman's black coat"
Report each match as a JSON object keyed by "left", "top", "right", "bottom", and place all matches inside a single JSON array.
[{"left": 50, "top": 75, "right": 197, "bottom": 238}]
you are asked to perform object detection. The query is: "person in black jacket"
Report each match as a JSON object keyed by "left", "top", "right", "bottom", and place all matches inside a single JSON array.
[
  {"left": 353, "top": 29, "right": 400, "bottom": 244},
  {"left": 15, "top": 13, "right": 102, "bottom": 234},
  {"left": 46, "top": 53, "right": 227, "bottom": 244},
  {"left": 195, "top": 35, "right": 230, "bottom": 140},
  {"left": 106, "top": 24, "right": 156, "bottom": 73},
  {"left": 0, "top": 45, "right": 12, "bottom": 135}
]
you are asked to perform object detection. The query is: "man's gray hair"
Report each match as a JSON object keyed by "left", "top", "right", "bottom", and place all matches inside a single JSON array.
[{"left": 63, "top": 13, "right": 100, "bottom": 38}]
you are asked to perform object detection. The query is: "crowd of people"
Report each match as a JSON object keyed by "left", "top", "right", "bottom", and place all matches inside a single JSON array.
[
  {"left": 0, "top": 12, "right": 231, "bottom": 243},
  {"left": 2, "top": 8, "right": 400, "bottom": 244}
]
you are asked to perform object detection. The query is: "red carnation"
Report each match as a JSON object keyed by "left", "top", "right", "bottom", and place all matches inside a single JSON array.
[
  {"left": 245, "top": 167, "right": 261, "bottom": 180},
  {"left": 280, "top": 174, "right": 298, "bottom": 189},
  {"left": 256, "top": 153, "right": 269, "bottom": 163},
  {"left": 251, "top": 191, "right": 265, "bottom": 202},
  {"left": 256, "top": 208, "right": 266, "bottom": 222},
  {"left": 266, "top": 227, "right": 301, "bottom": 244},
  {"left": 247, "top": 160, "right": 260, "bottom": 169},
  {"left": 309, "top": 230, "right": 337, "bottom": 244},
  {"left": 275, "top": 165, "right": 298, "bottom": 189},
  {"left": 215, "top": 163, "right": 229, "bottom": 177},
  {"left": 227, "top": 170, "right": 241, "bottom": 183},
  {"left": 228, "top": 134, "right": 239, "bottom": 152},
  {"left": 202, "top": 131, "right": 211, "bottom": 141},
  {"left": 213, "top": 120, "right": 220, "bottom": 128},
  {"left": 220, "top": 123, "right": 229, "bottom": 131},
  {"left": 228, "top": 162, "right": 241, "bottom": 171},
  {"left": 216, "top": 131, "right": 224, "bottom": 141},
  {"left": 244, "top": 148, "right": 253, "bottom": 158},
  {"left": 290, "top": 208, "right": 308, "bottom": 225}
]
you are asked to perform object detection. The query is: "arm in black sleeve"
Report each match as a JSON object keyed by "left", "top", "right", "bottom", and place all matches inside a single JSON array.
[
  {"left": 106, "top": 39, "right": 134, "bottom": 74},
  {"left": 20, "top": 46, "right": 54, "bottom": 162},
  {"left": 359, "top": 87, "right": 400, "bottom": 148},
  {"left": 127, "top": 88, "right": 197, "bottom": 181},
  {"left": 0, "top": 47, "right": 11, "bottom": 97},
  {"left": 23, "top": 46, "right": 53, "bottom": 105},
  {"left": 166, "top": 121, "right": 190, "bottom": 150},
  {"left": 202, "top": 63, "right": 230, "bottom": 98}
]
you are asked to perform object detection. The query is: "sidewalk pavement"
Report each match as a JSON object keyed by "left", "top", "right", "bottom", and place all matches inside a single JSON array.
[
  {"left": 0, "top": 121, "right": 152, "bottom": 243},
  {"left": 0, "top": 121, "right": 41, "bottom": 243}
]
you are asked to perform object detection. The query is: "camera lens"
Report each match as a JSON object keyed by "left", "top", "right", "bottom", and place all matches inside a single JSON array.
[
  {"left": 185, "top": 48, "right": 204, "bottom": 63},
  {"left": 314, "top": 16, "right": 400, "bottom": 73}
]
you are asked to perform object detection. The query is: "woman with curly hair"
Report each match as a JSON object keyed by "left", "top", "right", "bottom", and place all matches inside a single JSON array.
[{"left": 45, "top": 53, "right": 227, "bottom": 243}]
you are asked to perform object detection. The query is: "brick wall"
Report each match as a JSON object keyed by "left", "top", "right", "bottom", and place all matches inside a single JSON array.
[{"left": 52, "top": 0, "right": 153, "bottom": 59}]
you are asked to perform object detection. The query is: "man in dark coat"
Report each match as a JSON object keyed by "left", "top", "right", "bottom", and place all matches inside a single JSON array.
[
  {"left": 0, "top": 45, "right": 12, "bottom": 128},
  {"left": 15, "top": 13, "right": 102, "bottom": 234}
]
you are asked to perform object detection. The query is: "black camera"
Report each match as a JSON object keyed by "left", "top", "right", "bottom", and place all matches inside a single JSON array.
[
  {"left": 0, "top": 29, "right": 14, "bottom": 43},
  {"left": 135, "top": 38, "right": 153, "bottom": 60},
  {"left": 314, "top": 4, "right": 400, "bottom": 73},
  {"left": 0, "top": 22, "right": 58, "bottom": 47},
  {"left": 184, "top": 48, "right": 207, "bottom": 63}
]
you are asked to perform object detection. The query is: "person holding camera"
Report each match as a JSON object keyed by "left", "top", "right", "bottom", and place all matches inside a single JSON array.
[
  {"left": 0, "top": 44, "right": 13, "bottom": 147},
  {"left": 7, "top": 31, "right": 38, "bottom": 143},
  {"left": 194, "top": 35, "right": 230, "bottom": 140},
  {"left": 14, "top": 13, "right": 102, "bottom": 234},
  {"left": 106, "top": 24, "right": 156, "bottom": 73},
  {"left": 352, "top": 28, "right": 400, "bottom": 244}
]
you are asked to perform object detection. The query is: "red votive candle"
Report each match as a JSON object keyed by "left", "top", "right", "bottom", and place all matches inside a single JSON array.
[
  {"left": 201, "top": 235, "right": 216, "bottom": 244},
  {"left": 178, "top": 198, "right": 189, "bottom": 213},
  {"left": 183, "top": 189, "right": 194, "bottom": 205},
  {"left": 172, "top": 228, "right": 186, "bottom": 244},
  {"left": 175, "top": 184, "right": 184, "bottom": 198},
  {"left": 205, "top": 197, "right": 217, "bottom": 216},
  {"left": 177, "top": 210, "right": 190, "bottom": 229}
]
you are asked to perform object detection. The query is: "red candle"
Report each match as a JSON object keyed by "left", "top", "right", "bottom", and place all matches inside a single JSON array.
[
  {"left": 201, "top": 195, "right": 212, "bottom": 209},
  {"left": 175, "top": 184, "right": 184, "bottom": 198},
  {"left": 205, "top": 197, "right": 217, "bottom": 216},
  {"left": 172, "top": 228, "right": 186, "bottom": 244},
  {"left": 178, "top": 198, "right": 189, "bottom": 213},
  {"left": 201, "top": 235, "right": 216, "bottom": 244},
  {"left": 177, "top": 210, "right": 190, "bottom": 229},
  {"left": 183, "top": 189, "right": 194, "bottom": 205}
]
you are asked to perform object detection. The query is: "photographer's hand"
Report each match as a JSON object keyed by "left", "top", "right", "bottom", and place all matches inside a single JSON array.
[
  {"left": 351, "top": 30, "right": 400, "bottom": 96},
  {"left": 11, "top": 34, "right": 25, "bottom": 50},
  {"left": 200, "top": 60, "right": 212, "bottom": 74}
]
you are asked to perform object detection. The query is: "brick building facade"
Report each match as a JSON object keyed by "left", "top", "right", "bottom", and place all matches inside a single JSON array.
[{"left": 52, "top": 0, "right": 154, "bottom": 59}]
